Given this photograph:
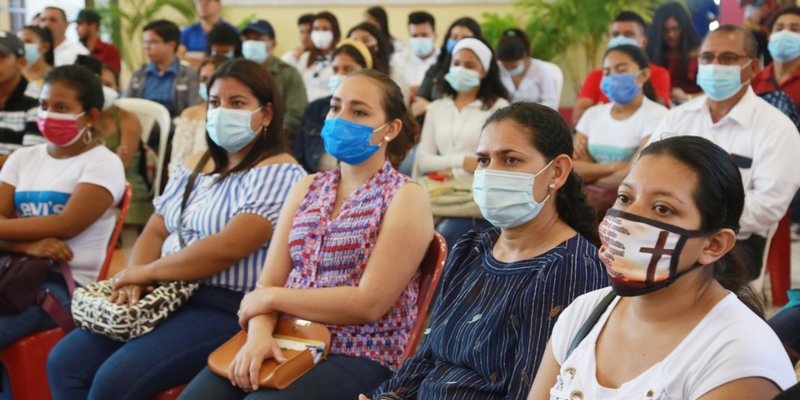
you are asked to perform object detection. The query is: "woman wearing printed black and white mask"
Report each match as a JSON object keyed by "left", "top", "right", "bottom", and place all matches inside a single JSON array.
[
  {"left": 528, "top": 136, "right": 796, "bottom": 400},
  {"left": 48, "top": 59, "right": 306, "bottom": 400},
  {"left": 293, "top": 11, "right": 340, "bottom": 102}
]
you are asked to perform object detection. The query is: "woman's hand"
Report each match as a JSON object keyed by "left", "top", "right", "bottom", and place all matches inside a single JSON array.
[
  {"left": 238, "top": 287, "right": 275, "bottom": 329},
  {"left": 671, "top": 87, "right": 689, "bottom": 104},
  {"left": 108, "top": 283, "right": 153, "bottom": 306},
  {"left": 18, "top": 238, "right": 73, "bottom": 262},
  {"left": 410, "top": 97, "right": 430, "bottom": 117},
  {"left": 229, "top": 331, "right": 287, "bottom": 391},
  {"left": 108, "top": 265, "right": 155, "bottom": 306}
]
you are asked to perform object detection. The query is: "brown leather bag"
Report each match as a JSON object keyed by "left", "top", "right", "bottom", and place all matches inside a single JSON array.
[{"left": 207, "top": 316, "right": 331, "bottom": 389}]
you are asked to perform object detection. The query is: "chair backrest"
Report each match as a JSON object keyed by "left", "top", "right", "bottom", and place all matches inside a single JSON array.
[
  {"left": 114, "top": 98, "right": 172, "bottom": 196},
  {"left": 97, "top": 182, "right": 132, "bottom": 281},
  {"left": 541, "top": 60, "right": 564, "bottom": 103},
  {"left": 401, "top": 232, "right": 447, "bottom": 362}
]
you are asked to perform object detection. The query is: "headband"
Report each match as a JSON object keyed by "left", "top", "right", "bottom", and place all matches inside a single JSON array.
[
  {"left": 336, "top": 38, "right": 373, "bottom": 70},
  {"left": 451, "top": 37, "right": 492, "bottom": 72}
]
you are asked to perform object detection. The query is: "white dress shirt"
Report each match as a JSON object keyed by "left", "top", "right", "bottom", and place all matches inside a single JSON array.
[
  {"left": 295, "top": 51, "right": 333, "bottom": 102},
  {"left": 417, "top": 96, "right": 510, "bottom": 177},
  {"left": 54, "top": 39, "right": 90, "bottom": 66},
  {"left": 648, "top": 87, "right": 800, "bottom": 239},
  {"left": 500, "top": 58, "right": 562, "bottom": 110},
  {"left": 391, "top": 47, "right": 440, "bottom": 87}
]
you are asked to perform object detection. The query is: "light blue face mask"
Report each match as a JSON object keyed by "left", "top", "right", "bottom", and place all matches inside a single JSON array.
[
  {"left": 327, "top": 74, "right": 347, "bottom": 94},
  {"left": 320, "top": 117, "right": 388, "bottom": 165},
  {"left": 213, "top": 50, "right": 235, "bottom": 60},
  {"left": 768, "top": 30, "right": 800, "bottom": 62},
  {"left": 205, "top": 106, "right": 262, "bottom": 152},
  {"left": 23, "top": 43, "right": 40, "bottom": 64},
  {"left": 505, "top": 62, "right": 525, "bottom": 77},
  {"left": 607, "top": 36, "right": 639, "bottom": 49},
  {"left": 198, "top": 82, "right": 208, "bottom": 103},
  {"left": 410, "top": 37, "right": 435, "bottom": 58},
  {"left": 242, "top": 40, "right": 269, "bottom": 64},
  {"left": 445, "top": 66, "right": 481, "bottom": 93},
  {"left": 600, "top": 73, "right": 641, "bottom": 105},
  {"left": 696, "top": 61, "right": 750, "bottom": 101},
  {"left": 445, "top": 38, "right": 458, "bottom": 54},
  {"left": 472, "top": 160, "right": 554, "bottom": 229}
]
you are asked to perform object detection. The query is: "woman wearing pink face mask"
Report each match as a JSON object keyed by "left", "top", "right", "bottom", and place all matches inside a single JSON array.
[{"left": 0, "top": 65, "right": 125, "bottom": 348}]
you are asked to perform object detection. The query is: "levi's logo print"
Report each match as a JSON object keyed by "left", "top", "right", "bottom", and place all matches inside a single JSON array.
[{"left": 14, "top": 191, "right": 71, "bottom": 216}]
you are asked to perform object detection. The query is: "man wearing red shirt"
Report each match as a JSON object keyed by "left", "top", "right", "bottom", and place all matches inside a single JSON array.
[
  {"left": 573, "top": 11, "right": 672, "bottom": 125},
  {"left": 75, "top": 9, "right": 121, "bottom": 74}
]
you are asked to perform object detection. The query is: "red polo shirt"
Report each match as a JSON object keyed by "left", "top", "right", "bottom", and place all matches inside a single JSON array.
[
  {"left": 91, "top": 40, "right": 121, "bottom": 75},
  {"left": 752, "top": 62, "right": 800, "bottom": 107},
  {"left": 578, "top": 63, "right": 672, "bottom": 107}
]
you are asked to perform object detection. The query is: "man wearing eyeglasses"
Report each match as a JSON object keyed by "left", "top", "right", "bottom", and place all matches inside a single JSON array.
[{"left": 647, "top": 24, "right": 800, "bottom": 280}]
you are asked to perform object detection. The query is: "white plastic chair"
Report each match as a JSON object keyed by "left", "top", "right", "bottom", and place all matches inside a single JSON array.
[
  {"left": 541, "top": 60, "right": 564, "bottom": 105},
  {"left": 114, "top": 98, "right": 171, "bottom": 196}
]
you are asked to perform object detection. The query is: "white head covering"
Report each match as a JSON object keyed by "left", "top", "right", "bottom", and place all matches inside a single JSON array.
[{"left": 451, "top": 38, "right": 493, "bottom": 72}]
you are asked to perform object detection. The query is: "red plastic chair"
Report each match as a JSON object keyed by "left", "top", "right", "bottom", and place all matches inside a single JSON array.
[
  {"left": 151, "top": 233, "right": 449, "bottom": 400},
  {"left": 766, "top": 213, "right": 792, "bottom": 306},
  {"left": 0, "top": 183, "right": 132, "bottom": 400}
]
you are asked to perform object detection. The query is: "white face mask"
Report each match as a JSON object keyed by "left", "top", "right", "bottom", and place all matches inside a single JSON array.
[
  {"left": 102, "top": 86, "right": 119, "bottom": 111},
  {"left": 311, "top": 30, "right": 334, "bottom": 50},
  {"left": 472, "top": 160, "right": 554, "bottom": 228}
]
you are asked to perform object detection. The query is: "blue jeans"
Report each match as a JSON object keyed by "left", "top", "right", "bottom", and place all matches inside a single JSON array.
[
  {"left": 436, "top": 217, "right": 493, "bottom": 250},
  {"left": 178, "top": 355, "right": 392, "bottom": 400},
  {"left": 47, "top": 285, "right": 243, "bottom": 400},
  {"left": 0, "top": 271, "right": 70, "bottom": 349},
  {"left": 768, "top": 305, "right": 800, "bottom": 365}
]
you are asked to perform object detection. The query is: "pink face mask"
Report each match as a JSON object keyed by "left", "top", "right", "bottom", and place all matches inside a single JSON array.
[{"left": 37, "top": 110, "right": 85, "bottom": 147}]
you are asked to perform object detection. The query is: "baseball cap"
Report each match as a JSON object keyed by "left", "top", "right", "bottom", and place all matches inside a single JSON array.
[
  {"left": 242, "top": 20, "right": 275, "bottom": 39},
  {"left": 76, "top": 9, "right": 101, "bottom": 24},
  {"left": 0, "top": 31, "right": 24, "bottom": 57}
]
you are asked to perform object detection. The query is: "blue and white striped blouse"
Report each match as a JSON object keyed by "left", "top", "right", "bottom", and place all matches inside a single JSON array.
[{"left": 154, "top": 162, "right": 306, "bottom": 292}]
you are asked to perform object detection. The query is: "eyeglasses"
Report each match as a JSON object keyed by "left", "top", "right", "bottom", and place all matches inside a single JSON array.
[
  {"left": 698, "top": 52, "right": 751, "bottom": 65},
  {"left": 142, "top": 40, "right": 164, "bottom": 47}
]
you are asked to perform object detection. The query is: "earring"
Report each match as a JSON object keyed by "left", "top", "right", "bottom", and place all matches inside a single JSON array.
[
  {"left": 548, "top": 182, "right": 555, "bottom": 190},
  {"left": 82, "top": 126, "right": 93, "bottom": 144}
]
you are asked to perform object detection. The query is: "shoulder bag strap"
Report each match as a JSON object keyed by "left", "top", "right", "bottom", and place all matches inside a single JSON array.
[
  {"left": 177, "top": 151, "right": 211, "bottom": 250},
  {"left": 565, "top": 291, "right": 617, "bottom": 360},
  {"left": 40, "top": 261, "right": 78, "bottom": 331}
]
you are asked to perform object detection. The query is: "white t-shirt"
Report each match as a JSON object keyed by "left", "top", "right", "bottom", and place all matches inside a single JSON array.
[
  {"left": 54, "top": 39, "right": 90, "bottom": 66},
  {"left": 576, "top": 97, "right": 668, "bottom": 163},
  {"left": 499, "top": 58, "right": 563, "bottom": 110},
  {"left": 0, "top": 144, "right": 126, "bottom": 285},
  {"left": 549, "top": 287, "right": 796, "bottom": 400},
  {"left": 390, "top": 47, "right": 439, "bottom": 87}
]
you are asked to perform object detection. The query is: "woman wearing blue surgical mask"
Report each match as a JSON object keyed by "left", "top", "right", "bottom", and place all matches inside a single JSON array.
[
  {"left": 496, "top": 28, "right": 562, "bottom": 110},
  {"left": 48, "top": 59, "right": 306, "bottom": 399},
  {"left": 416, "top": 37, "right": 509, "bottom": 248},
  {"left": 294, "top": 40, "right": 374, "bottom": 173},
  {"left": 179, "top": 69, "right": 433, "bottom": 400},
  {"left": 528, "top": 136, "right": 796, "bottom": 400},
  {"left": 18, "top": 25, "right": 53, "bottom": 98},
  {"left": 573, "top": 45, "right": 668, "bottom": 213},
  {"left": 366, "top": 102, "right": 608, "bottom": 400}
]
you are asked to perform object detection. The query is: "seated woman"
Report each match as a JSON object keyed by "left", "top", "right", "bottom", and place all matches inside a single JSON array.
[
  {"left": 416, "top": 37, "right": 509, "bottom": 247},
  {"left": 573, "top": 45, "right": 668, "bottom": 212},
  {"left": 496, "top": 28, "right": 562, "bottom": 110},
  {"left": 647, "top": 2, "right": 702, "bottom": 104},
  {"left": 178, "top": 69, "right": 433, "bottom": 399},
  {"left": 47, "top": 59, "right": 307, "bottom": 399},
  {"left": 528, "top": 136, "right": 796, "bottom": 400},
  {"left": 170, "top": 55, "right": 228, "bottom": 174},
  {"left": 17, "top": 25, "right": 53, "bottom": 98},
  {"left": 347, "top": 22, "right": 409, "bottom": 101},
  {"left": 367, "top": 102, "right": 610, "bottom": 399},
  {"left": 293, "top": 39, "right": 374, "bottom": 173},
  {"left": 0, "top": 65, "right": 126, "bottom": 348}
]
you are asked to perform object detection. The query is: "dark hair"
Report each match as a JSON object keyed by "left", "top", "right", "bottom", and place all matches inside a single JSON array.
[
  {"left": 44, "top": 64, "right": 104, "bottom": 112},
  {"left": 438, "top": 36, "right": 509, "bottom": 110},
  {"left": 604, "top": 44, "right": 657, "bottom": 102},
  {"left": 347, "top": 22, "right": 391, "bottom": 74},
  {"left": 639, "top": 136, "right": 762, "bottom": 316},
  {"left": 44, "top": 7, "right": 66, "bottom": 22},
  {"left": 298, "top": 13, "right": 314, "bottom": 26},
  {"left": 408, "top": 11, "right": 435, "bottom": 30},
  {"left": 205, "top": 59, "right": 287, "bottom": 177},
  {"left": 496, "top": 28, "right": 530, "bottom": 61},
  {"left": 198, "top": 54, "right": 229, "bottom": 75},
  {"left": 206, "top": 23, "right": 242, "bottom": 58},
  {"left": 769, "top": 6, "right": 800, "bottom": 31},
  {"left": 308, "top": 11, "right": 341, "bottom": 68},
  {"left": 435, "top": 17, "right": 483, "bottom": 67},
  {"left": 646, "top": 3, "right": 700, "bottom": 80},
  {"left": 366, "top": 6, "right": 395, "bottom": 52},
  {"left": 332, "top": 44, "right": 370, "bottom": 70},
  {"left": 22, "top": 25, "right": 55, "bottom": 66},
  {"left": 100, "top": 64, "right": 119, "bottom": 88},
  {"left": 348, "top": 69, "right": 419, "bottom": 168},
  {"left": 710, "top": 24, "right": 758, "bottom": 58},
  {"left": 614, "top": 10, "right": 648, "bottom": 35},
  {"left": 75, "top": 54, "right": 102, "bottom": 75},
  {"left": 143, "top": 19, "right": 181, "bottom": 53},
  {"left": 483, "top": 102, "right": 600, "bottom": 246}
]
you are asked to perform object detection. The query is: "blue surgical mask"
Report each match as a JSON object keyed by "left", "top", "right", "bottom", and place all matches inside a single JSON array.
[
  {"left": 198, "top": 83, "right": 208, "bottom": 103},
  {"left": 600, "top": 73, "right": 641, "bottom": 105},
  {"left": 607, "top": 36, "right": 639, "bottom": 49},
  {"left": 242, "top": 40, "right": 269, "bottom": 64},
  {"left": 696, "top": 61, "right": 750, "bottom": 101},
  {"left": 472, "top": 161, "right": 554, "bottom": 229},
  {"left": 205, "top": 107, "right": 262, "bottom": 152},
  {"left": 327, "top": 74, "right": 347, "bottom": 94},
  {"left": 445, "top": 38, "right": 458, "bottom": 54},
  {"left": 445, "top": 66, "right": 481, "bottom": 93},
  {"left": 768, "top": 30, "right": 800, "bottom": 62},
  {"left": 321, "top": 117, "right": 388, "bottom": 165},
  {"left": 410, "top": 37, "right": 435, "bottom": 58},
  {"left": 505, "top": 62, "right": 525, "bottom": 77},
  {"left": 23, "top": 43, "right": 40, "bottom": 64}
]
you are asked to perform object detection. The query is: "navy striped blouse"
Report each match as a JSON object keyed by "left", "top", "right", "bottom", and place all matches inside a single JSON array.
[
  {"left": 373, "top": 228, "right": 610, "bottom": 399},
  {"left": 154, "top": 162, "right": 306, "bottom": 292}
]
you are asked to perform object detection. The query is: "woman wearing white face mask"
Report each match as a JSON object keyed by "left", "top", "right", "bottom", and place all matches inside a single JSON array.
[
  {"left": 416, "top": 37, "right": 510, "bottom": 248},
  {"left": 496, "top": 28, "right": 562, "bottom": 110},
  {"left": 293, "top": 11, "right": 341, "bottom": 102},
  {"left": 0, "top": 65, "right": 125, "bottom": 348},
  {"left": 47, "top": 59, "right": 306, "bottom": 399},
  {"left": 528, "top": 136, "right": 796, "bottom": 400},
  {"left": 367, "top": 103, "right": 608, "bottom": 400}
]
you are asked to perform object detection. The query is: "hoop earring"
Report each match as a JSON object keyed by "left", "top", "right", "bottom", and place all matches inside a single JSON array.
[{"left": 82, "top": 126, "right": 93, "bottom": 145}]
